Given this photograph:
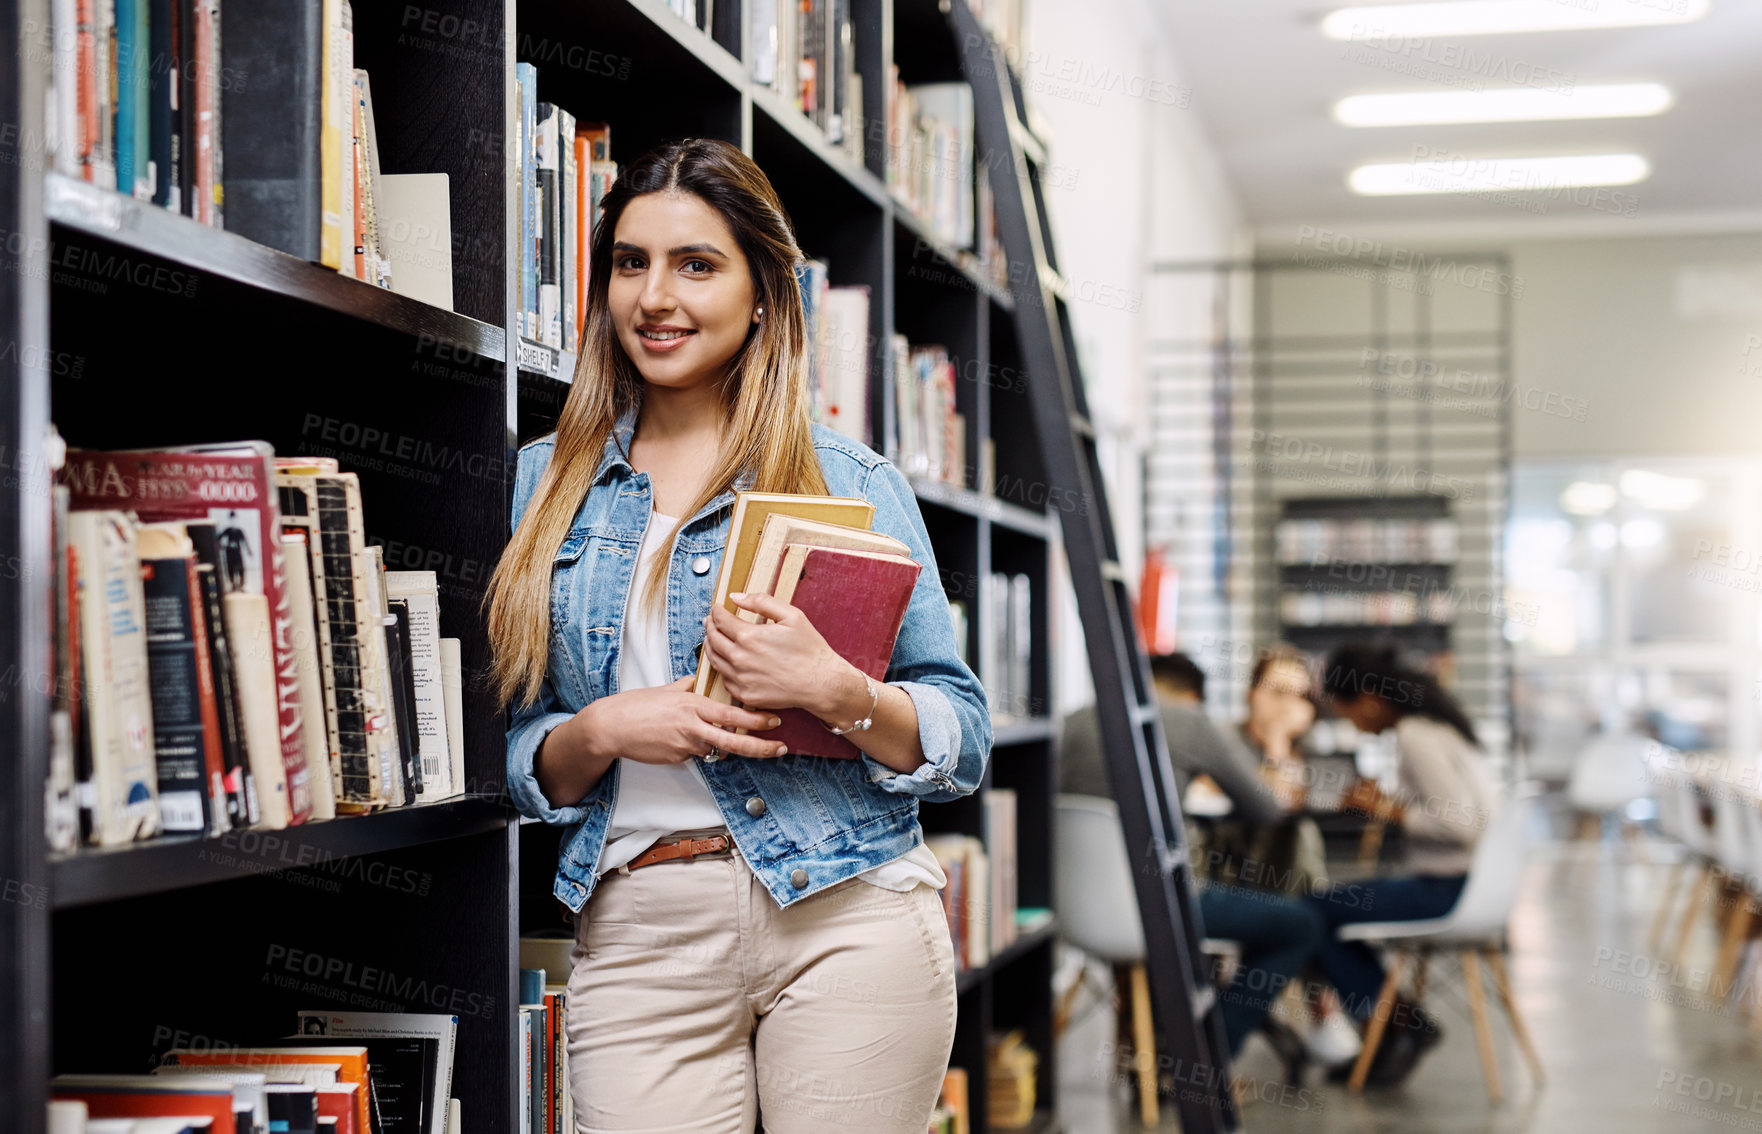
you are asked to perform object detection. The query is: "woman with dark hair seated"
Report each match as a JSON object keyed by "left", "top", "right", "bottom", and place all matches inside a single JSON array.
[{"left": 1310, "top": 642, "right": 1502, "bottom": 1087}]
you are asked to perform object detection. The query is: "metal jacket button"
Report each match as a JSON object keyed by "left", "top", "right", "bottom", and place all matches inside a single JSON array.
[
  {"left": 746, "top": 796, "right": 766, "bottom": 817},
  {"left": 790, "top": 868, "right": 809, "bottom": 889},
  {"left": 691, "top": 555, "right": 711, "bottom": 575}
]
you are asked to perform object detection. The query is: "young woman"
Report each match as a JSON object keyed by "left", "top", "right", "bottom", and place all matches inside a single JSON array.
[
  {"left": 487, "top": 138, "right": 991, "bottom": 1132},
  {"left": 1311, "top": 642, "right": 1502, "bottom": 1086}
]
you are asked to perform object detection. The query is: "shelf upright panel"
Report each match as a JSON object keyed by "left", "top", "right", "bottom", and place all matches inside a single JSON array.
[{"left": 1, "top": 0, "right": 52, "bottom": 1126}]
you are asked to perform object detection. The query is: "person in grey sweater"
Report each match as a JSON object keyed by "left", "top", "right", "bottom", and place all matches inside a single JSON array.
[{"left": 1059, "top": 653, "right": 1324, "bottom": 1066}]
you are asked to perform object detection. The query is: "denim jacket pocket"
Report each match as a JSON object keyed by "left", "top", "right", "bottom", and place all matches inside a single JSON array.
[{"left": 549, "top": 529, "right": 591, "bottom": 705}]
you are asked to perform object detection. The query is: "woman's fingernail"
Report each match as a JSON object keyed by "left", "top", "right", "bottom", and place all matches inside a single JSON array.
[
  {"left": 731, "top": 592, "right": 745, "bottom": 601},
  {"left": 768, "top": 717, "right": 781, "bottom": 728}
]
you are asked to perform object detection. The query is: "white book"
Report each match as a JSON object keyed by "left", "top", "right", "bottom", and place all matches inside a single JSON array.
[
  {"left": 535, "top": 102, "right": 562, "bottom": 349},
  {"left": 45, "top": 1099, "right": 86, "bottom": 1134},
  {"left": 1009, "top": 572, "right": 1031, "bottom": 717},
  {"left": 282, "top": 534, "right": 337, "bottom": 820},
  {"left": 360, "top": 545, "right": 403, "bottom": 805},
  {"left": 821, "top": 286, "right": 871, "bottom": 445},
  {"left": 379, "top": 173, "right": 453, "bottom": 311},
  {"left": 749, "top": 0, "right": 778, "bottom": 84},
  {"left": 224, "top": 592, "right": 292, "bottom": 829},
  {"left": 295, "top": 1010, "right": 457, "bottom": 1134},
  {"left": 69, "top": 510, "right": 160, "bottom": 844},
  {"left": 385, "top": 572, "right": 452, "bottom": 800},
  {"left": 149, "top": 1066, "right": 268, "bottom": 1131},
  {"left": 439, "top": 637, "right": 465, "bottom": 799},
  {"left": 448, "top": 1098, "right": 461, "bottom": 1134}
]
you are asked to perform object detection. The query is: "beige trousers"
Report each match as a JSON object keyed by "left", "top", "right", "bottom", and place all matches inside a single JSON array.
[{"left": 565, "top": 845, "right": 959, "bottom": 1133}]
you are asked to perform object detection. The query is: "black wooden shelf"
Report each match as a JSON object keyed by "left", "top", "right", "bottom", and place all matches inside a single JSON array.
[
  {"left": 749, "top": 87, "right": 889, "bottom": 208},
  {"left": 956, "top": 922, "right": 1057, "bottom": 995},
  {"left": 993, "top": 717, "right": 1055, "bottom": 746},
  {"left": 43, "top": 173, "right": 506, "bottom": 361},
  {"left": 908, "top": 475, "right": 1053, "bottom": 537},
  {"left": 894, "top": 205, "right": 1016, "bottom": 310},
  {"left": 49, "top": 797, "right": 512, "bottom": 910}
]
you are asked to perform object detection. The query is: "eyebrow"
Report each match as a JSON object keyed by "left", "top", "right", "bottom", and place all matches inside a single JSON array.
[{"left": 611, "top": 241, "right": 729, "bottom": 258}]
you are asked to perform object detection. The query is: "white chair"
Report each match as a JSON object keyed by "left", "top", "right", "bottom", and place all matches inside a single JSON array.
[
  {"left": 1341, "top": 789, "right": 1546, "bottom": 1103},
  {"left": 1564, "top": 730, "right": 1651, "bottom": 839},
  {"left": 1649, "top": 761, "right": 1723, "bottom": 961},
  {"left": 1707, "top": 766, "right": 1759, "bottom": 991},
  {"left": 1053, "top": 794, "right": 1158, "bottom": 1127}
]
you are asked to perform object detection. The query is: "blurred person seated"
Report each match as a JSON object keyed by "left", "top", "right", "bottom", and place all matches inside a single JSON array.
[
  {"left": 1233, "top": 645, "right": 1361, "bottom": 1068},
  {"left": 1058, "top": 653, "right": 1328, "bottom": 1072},
  {"left": 1310, "top": 642, "right": 1503, "bottom": 1088}
]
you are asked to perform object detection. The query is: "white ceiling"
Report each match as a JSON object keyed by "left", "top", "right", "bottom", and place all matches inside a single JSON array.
[{"left": 1158, "top": 0, "right": 1762, "bottom": 242}]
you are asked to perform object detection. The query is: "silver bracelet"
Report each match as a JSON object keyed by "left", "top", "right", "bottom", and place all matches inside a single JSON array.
[{"left": 823, "top": 673, "right": 879, "bottom": 736}]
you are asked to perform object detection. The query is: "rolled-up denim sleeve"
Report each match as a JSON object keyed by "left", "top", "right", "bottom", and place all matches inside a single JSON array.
[
  {"left": 857, "top": 458, "right": 992, "bottom": 803},
  {"left": 504, "top": 439, "right": 585, "bottom": 825},
  {"left": 507, "top": 676, "right": 586, "bottom": 825}
]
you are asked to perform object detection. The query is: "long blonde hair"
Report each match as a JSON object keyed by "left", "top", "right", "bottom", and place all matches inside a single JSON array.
[{"left": 485, "top": 139, "right": 832, "bottom": 712}]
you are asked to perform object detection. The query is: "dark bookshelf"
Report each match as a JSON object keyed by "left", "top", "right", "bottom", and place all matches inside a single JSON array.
[{"left": 2, "top": 1, "right": 1063, "bottom": 1132}]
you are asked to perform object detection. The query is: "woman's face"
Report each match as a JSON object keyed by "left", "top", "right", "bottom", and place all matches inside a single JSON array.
[
  {"left": 1248, "top": 658, "right": 1314, "bottom": 738},
  {"left": 608, "top": 191, "right": 759, "bottom": 391},
  {"left": 1332, "top": 691, "right": 1395, "bottom": 734}
]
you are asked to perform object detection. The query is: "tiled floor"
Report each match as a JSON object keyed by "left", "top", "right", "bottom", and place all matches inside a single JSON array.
[{"left": 1056, "top": 832, "right": 1762, "bottom": 1132}]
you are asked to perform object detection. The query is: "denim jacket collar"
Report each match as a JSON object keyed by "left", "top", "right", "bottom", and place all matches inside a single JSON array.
[{"left": 590, "top": 401, "right": 757, "bottom": 527}]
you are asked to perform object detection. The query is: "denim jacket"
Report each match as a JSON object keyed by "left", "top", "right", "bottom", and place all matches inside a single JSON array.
[{"left": 506, "top": 403, "right": 993, "bottom": 912}]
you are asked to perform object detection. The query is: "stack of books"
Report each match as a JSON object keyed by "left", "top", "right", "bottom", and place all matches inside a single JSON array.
[
  {"left": 693, "top": 492, "right": 922, "bottom": 759},
  {"left": 512, "top": 69, "right": 615, "bottom": 376},
  {"left": 987, "top": 1031, "right": 1038, "bottom": 1129},
  {"left": 749, "top": 0, "right": 864, "bottom": 161},
  {"left": 516, "top": 967, "right": 573, "bottom": 1134},
  {"left": 885, "top": 78, "right": 974, "bottom": 249},
  {"left": 889, "top": 337, "right": 965, "bottom": 487},
  {"left": 45, "top": 433, "right": 466, "bottom": 851},
  {"left": 797, "top": 258, "right": 873, "bottom": 446},
  {"left": 49, "top": 1010, "right": 459, "bottom": 1133}
]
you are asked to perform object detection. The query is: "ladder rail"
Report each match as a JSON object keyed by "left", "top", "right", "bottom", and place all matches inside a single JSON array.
[{"left": 950, "top": 6, "right": 1240, "bottom": 1131}]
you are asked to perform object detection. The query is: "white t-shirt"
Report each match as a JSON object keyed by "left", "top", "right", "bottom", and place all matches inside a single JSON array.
[{"left": 595, "top": 508, "right": 946, "bottom": 892}]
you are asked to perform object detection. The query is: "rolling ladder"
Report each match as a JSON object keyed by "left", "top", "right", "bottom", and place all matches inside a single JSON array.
[{"left": 948, "top": 4, "right": 1240, "bottom": 1130}]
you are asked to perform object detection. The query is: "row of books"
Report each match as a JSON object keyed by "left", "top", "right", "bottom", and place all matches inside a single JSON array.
[
  {"left": 796, "top": 259, "right": 873, "bottom": 446},
  {"left": 48, "top": 1011, "right": 458, "bottom": 1134},
  {"left": 886, "top": 78, "right": 976, "bottom": 250},
  {"left": 749, "top": 0, "right": 864, "bottom": 163},
  {"left": 513, "top": 70, "right": 616, "bottom": 362},
  {"left": 516, "top": 968, "right": 571, "bottom": 1134},
  {"left": 1278, "top": 588, "right": 1454, "bottom": 628},
  {"left": 46, "top": 433, "right": 465, "bottom": 850},
  {"left": 46, "top": 0, "right": 403, "bottom": 291},
  {"left": 1276, "top": 516, "right": 1459, "bottom": 565},
  {"left": 981, "top": 571, "right": 1033, "bottom": 721},
  {"left": 924, "top": 788, "right": 1019, "bottom": 971},
  {"left": 891, "top": 338, "right": 967, "bottom": 487}
]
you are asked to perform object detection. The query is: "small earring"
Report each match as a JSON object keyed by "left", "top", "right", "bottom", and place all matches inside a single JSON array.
[{"left": 756, "top": 307, "right": 764, "bottom": 318}]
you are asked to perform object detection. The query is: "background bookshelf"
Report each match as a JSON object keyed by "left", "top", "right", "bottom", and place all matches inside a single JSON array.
[{"left": 0, "top": 0, "right": 1063, "bottom": 1130}]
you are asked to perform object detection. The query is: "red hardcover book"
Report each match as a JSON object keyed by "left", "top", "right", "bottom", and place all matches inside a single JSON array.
[
  {"left": 741, "top": 545, "right": 921, "bottom": 759},
  {"left": 51, "top": 1079, "right": 237, "bottom": 1134},
  {"left": 316, "top": 1082, "right": 360, "bottom": 1134},
  {"left": 61, "top": 444, "right": 315, "bottom": 825}
]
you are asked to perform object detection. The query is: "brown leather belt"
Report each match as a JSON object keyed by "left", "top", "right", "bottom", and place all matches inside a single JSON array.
[{"left": 618, "top": 828, "right": 734, "bottom": 875}]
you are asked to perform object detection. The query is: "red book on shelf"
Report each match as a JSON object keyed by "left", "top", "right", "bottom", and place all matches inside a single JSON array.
[
  {"left": 51, "top": 1079, "right": 237, "bottom": 1134},
  {"left": 62, "top": 444, "right": 315, "bottom": 825},
  {"left": 737, "top": 544, "right": 921, "bottom": 759}
]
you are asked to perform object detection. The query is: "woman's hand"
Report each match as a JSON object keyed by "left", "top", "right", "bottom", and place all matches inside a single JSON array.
[
  {"left": 589, "top": 673, "right": 789, "bottom": 764},
  {"left": 701, "top": 591, "right": 856, "bottom": 720}
]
